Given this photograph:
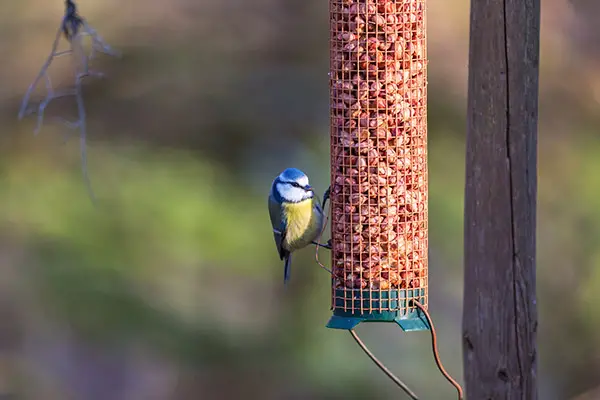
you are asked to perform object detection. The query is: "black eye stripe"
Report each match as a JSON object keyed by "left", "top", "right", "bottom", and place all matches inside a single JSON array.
[{"left": 279, "top": 180, "right": 305, "bottom": 188}]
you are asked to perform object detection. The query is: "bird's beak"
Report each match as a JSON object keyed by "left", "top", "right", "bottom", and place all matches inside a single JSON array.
[{"left": 304, "top": 185, "right": 313, "bottom": 192}]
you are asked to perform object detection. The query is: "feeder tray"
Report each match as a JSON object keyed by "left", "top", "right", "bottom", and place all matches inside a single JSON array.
[{"left": 327, "top": 289, "right": 429, "bottom": 330}]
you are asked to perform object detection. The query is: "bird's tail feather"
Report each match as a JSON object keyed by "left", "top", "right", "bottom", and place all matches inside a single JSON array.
[{"left": 284, "top": 255, "right": 292, "bottom": 285}]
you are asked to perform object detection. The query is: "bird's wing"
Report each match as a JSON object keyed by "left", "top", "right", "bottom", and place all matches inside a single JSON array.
[
  {"left": 314, "top": 198, "right": 324, "bottom": 216},
  {"left": 313, "top": 192, "right": 323, "bottom": 214},
  {"left": 268, "top": 195, "right": 288, "bottom": 260},
  {"left": 311, "top": 195, "right": 325, "bottom": 225}
]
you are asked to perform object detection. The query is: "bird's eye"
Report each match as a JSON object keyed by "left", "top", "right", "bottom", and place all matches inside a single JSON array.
[{"left": 291, "top": 182, "right": 300, "bottom": 188}]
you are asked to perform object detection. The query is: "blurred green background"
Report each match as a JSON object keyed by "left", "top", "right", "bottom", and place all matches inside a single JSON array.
[{"left": 1, "top": 0, "right": 599, "bottom": 399}]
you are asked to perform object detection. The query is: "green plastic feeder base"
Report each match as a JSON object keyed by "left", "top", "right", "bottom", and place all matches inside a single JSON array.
[{"left": 326, "top": 288, "right": 430, "bottom": 331}]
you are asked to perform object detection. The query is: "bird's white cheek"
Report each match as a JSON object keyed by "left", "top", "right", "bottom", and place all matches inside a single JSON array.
[
  {"left": 277, "top": 184, "right": 305, "bottom": 203},
  {"left": 275, "top": 183, "right": 286, "bottom": 197}
]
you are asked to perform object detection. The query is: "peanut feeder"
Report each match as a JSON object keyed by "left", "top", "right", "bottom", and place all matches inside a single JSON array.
[{"left": 327, "top": 0, "right": 429, "bottom": 331}]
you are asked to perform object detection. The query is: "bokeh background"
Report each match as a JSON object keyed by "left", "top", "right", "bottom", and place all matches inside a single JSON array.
[{"left": 0, "top": 0, "right": 599, "bottom": 399}]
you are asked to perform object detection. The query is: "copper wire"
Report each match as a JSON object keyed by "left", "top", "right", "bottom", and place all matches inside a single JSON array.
[{"left": 411, "top": 300, "right": 464, "bottom": 400}]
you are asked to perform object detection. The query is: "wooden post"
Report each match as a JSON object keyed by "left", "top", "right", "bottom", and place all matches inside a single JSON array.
[{"left": 462, "top": 0, "right": 540, "bottom": 398}]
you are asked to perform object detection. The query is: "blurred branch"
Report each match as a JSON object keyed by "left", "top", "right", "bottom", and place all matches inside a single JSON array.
[{"left": 18, "top": 0, "right": 120, "bottom": 204}]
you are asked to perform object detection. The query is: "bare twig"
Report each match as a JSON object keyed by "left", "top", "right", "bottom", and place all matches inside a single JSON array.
[
  {"left": 18, "top": 0, "right": 120, "bottom": 204},
  {"left": 18, "top": 23, "right": 66, "bottom": 122}
]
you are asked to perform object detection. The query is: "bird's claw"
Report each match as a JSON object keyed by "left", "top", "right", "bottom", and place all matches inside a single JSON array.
[
  {"left": 322, "top": 186, "right": 331, "bottom": 208},
  {"left": 312, "top": 239, "right": 332, "bottom": 250}
]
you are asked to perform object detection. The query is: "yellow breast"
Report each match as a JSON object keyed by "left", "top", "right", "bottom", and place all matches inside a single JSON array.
[{"left": 282, "top": 199, "right": 320, "bottom": 251}]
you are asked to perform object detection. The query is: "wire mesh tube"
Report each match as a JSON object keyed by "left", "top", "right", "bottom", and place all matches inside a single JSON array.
[
  {"left": 324, "top": 2, "right": 463, "bottom": 397},
  {"left": 328, "top": 0, "right": 428, "bottom": 327}
]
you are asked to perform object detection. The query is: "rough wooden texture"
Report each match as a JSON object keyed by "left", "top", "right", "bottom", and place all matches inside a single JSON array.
[{"left": 462, "top": 0, "right": 539, "bottom": 399}]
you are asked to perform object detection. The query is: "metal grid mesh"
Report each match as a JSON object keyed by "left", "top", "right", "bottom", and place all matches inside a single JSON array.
[{"left": 329, "top": 0, "right": 428, "bottom": 315}]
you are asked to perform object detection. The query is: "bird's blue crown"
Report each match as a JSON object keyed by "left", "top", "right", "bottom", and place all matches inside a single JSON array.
[{"left": 279, "top": 168, "right": 307, "bottom": 183}]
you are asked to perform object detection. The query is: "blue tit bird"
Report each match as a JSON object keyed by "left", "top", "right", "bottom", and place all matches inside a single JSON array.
[{"left": 268, "top": 168, "right": 327, "bottom": 285}]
